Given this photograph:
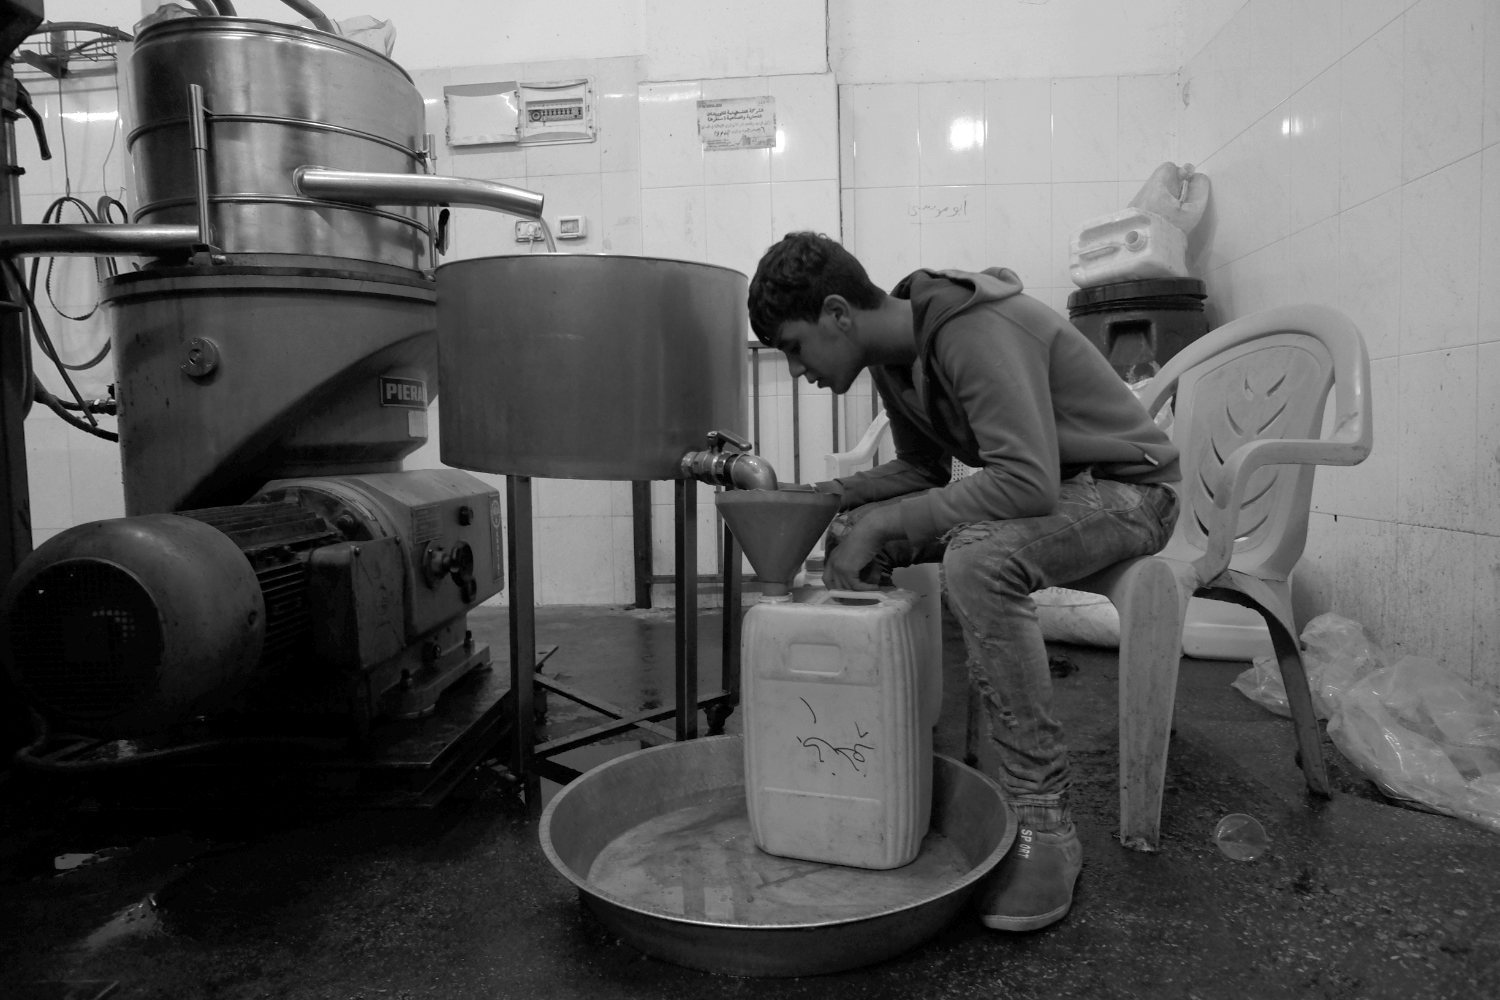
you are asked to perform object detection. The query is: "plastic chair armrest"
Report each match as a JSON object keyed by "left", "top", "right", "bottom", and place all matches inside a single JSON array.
[{"left": 1194, "top": 419, "right": 1371, "bottom": 581}]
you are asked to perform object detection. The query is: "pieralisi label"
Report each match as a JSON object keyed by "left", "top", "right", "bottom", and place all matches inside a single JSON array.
[{"left": 379, "top": 376, "right": 427, "bottom": 409}]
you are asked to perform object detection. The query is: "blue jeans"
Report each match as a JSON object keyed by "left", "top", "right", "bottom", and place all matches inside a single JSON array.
[{"left": 831, "top": 471, "right": 1179, "bottom": 832}]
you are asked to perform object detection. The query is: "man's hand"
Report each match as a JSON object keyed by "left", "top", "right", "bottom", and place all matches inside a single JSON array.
[{"left": 823, "top": 502, "right": 905, "bottom": 592}]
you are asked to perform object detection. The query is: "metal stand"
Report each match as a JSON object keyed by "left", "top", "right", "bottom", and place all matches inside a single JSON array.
[{"left": 505, "top": 475, "right": 739, "bottom": 799}]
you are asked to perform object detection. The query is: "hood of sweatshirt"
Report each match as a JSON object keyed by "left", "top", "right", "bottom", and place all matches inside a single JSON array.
[{"left": 892, "top": 267, "right": 1026, "bottom": 362}]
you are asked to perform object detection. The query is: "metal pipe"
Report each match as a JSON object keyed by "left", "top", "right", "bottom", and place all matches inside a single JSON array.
[
  {"left": 506, "top": 475, "right": 540, "bottom": 809},
  {"left": 213, "top": 0, "right": 239, "bottom": 14},
  {"left": 187, "top": 84, "right": 212, "bottom": 247},
  {"left": 294, "top": 167, "right": 545, "bottom": 221},
  {"left": 185, "top": 0, "right": 218, "bottom": 13},
  {"left": 0, "top": 224, "right": 200, "bottom": 256},
  {"left": 791, "top": 375, "right": 801, "bottom": 482},
  {"left": 674, "top": 480, "right": 698, "bottom": 741},
  {"left": 279, "top": 0, "right": 335, "bottom": 33}
]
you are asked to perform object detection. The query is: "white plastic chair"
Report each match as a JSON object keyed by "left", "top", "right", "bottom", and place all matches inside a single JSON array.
[
  {"left": 826, "top": 305, "right": 1373, "bottom": 852},
  {"left": 1070, "top": 304, "right": 1372, "bottom": 849}
]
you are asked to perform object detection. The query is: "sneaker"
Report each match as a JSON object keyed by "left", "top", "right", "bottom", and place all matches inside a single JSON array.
[{"left": 976, "top": 825, "right": 1083, "bottom": 931}]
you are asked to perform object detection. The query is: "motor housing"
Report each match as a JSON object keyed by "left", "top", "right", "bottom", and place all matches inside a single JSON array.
[
  {"left": 1, "top": 513, "right": 267, "bottom": 737},
  {"left": 0, "top": 469, "right": 502, "bottom": 738}
]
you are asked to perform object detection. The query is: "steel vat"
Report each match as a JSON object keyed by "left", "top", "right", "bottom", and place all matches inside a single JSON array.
[
  {"left": 127, "top": 16, "right": 430, "bottom": 273},
  {"left": 436, "top": 255, "right": 748, "bottom": 481}
]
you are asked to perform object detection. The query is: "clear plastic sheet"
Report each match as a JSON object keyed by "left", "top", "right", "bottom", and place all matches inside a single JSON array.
[
  {"left": 1231, "top": 653, "right": 1290, "bottom": 718},
  {"left": 1232, "top": 613, "right": 1500, "bottom": 834}
]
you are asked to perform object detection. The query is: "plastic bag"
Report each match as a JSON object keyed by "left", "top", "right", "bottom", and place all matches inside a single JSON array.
[
  {"left": 1231, "top": 612, "right": 1387, "bottom": 720},
  {"left": 337, "top": 15, "right": 397, "bottom": 57},
  {"left": 1233, "top": 612, "right": 1500, "bottom": 833},
  {"left": 1232, "top": 654, "right": 1290, "bottom": 717},
  {"left": 1300, "top": 613, "right": 1386, "bottom": 717},
  {"left": 1129, "top": 162, "right": 1211, "bottom": 236},
  {"left": 1328, "top": 655, "right": 1500, "bottom": 834},
  {"left": 134, "top": 2, "right": 198, "bottom": 31}
]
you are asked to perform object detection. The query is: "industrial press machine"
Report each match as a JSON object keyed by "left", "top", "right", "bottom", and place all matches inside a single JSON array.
[{"left": 0, "top": 1, "right": 772, "bottom": 805}]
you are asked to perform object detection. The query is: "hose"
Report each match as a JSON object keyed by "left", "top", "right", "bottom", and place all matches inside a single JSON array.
[
  {"left": 5, "top": 257, "right": 102, "bottom": 431},
  {"left": 279, "top": 0, "right": 336, "bottom": 33},
  {"left": 32, "top": 378, "right": 116, "bottom": 441}
]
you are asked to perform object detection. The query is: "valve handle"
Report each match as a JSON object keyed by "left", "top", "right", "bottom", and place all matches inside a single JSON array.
[{"left": 707, "top": 429, "right": 751, "bottom": 453}]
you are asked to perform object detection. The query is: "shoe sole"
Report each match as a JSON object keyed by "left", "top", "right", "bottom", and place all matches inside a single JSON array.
[{"left": 980, "top": 897, "right": 1072, "bottom": 932}]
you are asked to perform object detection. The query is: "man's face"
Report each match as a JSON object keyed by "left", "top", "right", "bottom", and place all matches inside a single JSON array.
[{"left": 775, "top": 302, "right": 863, "bottom": 394}]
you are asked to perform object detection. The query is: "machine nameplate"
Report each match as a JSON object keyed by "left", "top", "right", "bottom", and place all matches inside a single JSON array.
[
  {"left": 379, "top": 376, "right": 428, "bottom": 409},
  {"left": 411, "top": 504, "right": 444, "bottom": 543},
  {"left": 489, "top": 497, "right": 503, "bottom": 582}
]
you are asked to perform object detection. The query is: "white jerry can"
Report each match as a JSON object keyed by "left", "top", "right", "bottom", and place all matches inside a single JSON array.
[{"left": 742, "top": 587, "right": 941, "bottom": 870}]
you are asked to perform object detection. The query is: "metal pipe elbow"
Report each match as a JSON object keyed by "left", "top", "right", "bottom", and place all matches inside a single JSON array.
[
  {"left": 727, "top": 453, "right": 778, "bottom": 491},
  {"left": 680, "top": 448, "right": 779, "bottom": 491}
]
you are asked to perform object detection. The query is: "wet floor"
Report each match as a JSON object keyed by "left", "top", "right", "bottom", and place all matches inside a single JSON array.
[{"left": 1, "top": 603, "right": 1497, "bottom": 999}]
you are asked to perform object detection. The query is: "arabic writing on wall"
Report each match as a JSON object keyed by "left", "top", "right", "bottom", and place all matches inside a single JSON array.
[
  {"left": 697, "top": 95, "right": 777, "bottom": 151},
  {"left": 908, "top": 197, "right": 971, "bottom": 220}
]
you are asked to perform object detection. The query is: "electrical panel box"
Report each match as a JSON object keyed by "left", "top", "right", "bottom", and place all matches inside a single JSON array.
[
  {"left": 555, "top": 215, "right": 587, "bottom": 240},
  {"left": 518, "top": 79, "right": 595, "bottom": 144},
  {"left": 444, "top": 81, "right": 520, "bottom": 147}
]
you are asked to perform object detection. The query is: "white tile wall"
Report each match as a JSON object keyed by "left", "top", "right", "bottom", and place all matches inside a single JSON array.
[
  {"left": 17, "top": 61, "right": 130, "bottom": 545},
  {"left": 1181, "top": 0, "right": 1500, "bottom": 691},
  {"left": 841, "top": 73, "right": 1180, "bottom": 306}
]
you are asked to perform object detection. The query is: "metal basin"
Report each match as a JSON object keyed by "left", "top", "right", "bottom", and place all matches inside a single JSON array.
[
  {"left": 539, "top": 735, "right": 1015, "bottom": 977},
  {"left": 436, "top": 254, "right": 748, "bottom": 481}
]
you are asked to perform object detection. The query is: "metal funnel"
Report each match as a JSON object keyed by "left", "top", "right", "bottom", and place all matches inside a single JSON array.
[{"left": 716, "top": 489, "right": 840, "bottom": 598}]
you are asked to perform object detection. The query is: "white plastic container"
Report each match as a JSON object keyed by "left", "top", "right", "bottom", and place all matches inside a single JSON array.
[
  {"left": 1068, "top": 208, "right": 1188, "bottom": 288},
  {"left": 742, "top": 588, "right": 938, "bottom": 870}
]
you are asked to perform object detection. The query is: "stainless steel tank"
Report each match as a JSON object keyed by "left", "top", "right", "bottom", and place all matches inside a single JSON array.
[
  {"left": 127, "top": 16, "right": 431, "bottom": 274},
  {"left": 104, "top": 266, "right": 437, "bottom": 514},
  {"left": 436, "top": 255, "right": 749, "bottom": 481}
]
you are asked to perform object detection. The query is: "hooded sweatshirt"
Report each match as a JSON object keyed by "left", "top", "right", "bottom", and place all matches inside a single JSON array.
[{"left": 830, "top": 268, "right": 1181, "bottom": 550}]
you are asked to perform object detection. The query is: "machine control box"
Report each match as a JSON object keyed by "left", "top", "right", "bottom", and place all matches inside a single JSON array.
[
  {"left": 343, "top": 470, "right": 504, "bottom": 640},
  {"left": 260, "top": 470, "right": 503, "bottom": 642}
]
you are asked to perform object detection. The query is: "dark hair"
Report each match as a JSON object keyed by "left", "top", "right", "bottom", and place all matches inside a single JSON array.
[{"left": 747, "top": 232, "right": 884, "bottom": 347}]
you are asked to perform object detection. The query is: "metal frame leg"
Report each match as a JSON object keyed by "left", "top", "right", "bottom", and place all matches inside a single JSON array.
[
  {"left": 674, "top": 479, "right": 698, "bottom": 740},
  {"left": 631, "top": 481, "right": 652, "bottom": 609},
  {"left": 506, "top": 475, "right": 540, "bottom": 808},
  {"left": 707, "top": 521, "right": 741, "bottom": 735}
]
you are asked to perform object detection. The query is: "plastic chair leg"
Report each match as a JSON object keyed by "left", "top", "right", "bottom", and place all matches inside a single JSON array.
[
  {"left": 1265, "top": 614, "right": 1333, "bottom": 798},
  {"left": 1202, "top": 575, "right": 1333, "bottom": 800},
  {"left": 1114, "top": 558, "right": 1189, "bottom": 852}
]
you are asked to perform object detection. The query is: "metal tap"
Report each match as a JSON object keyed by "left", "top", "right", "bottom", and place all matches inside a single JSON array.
[{"left": 681, "top": 430, "right": 778, "bottom": 491}]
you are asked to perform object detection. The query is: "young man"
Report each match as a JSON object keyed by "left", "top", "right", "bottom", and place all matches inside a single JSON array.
[{"left": 746, "top": 231, "right": 1181, "bottom": 932}]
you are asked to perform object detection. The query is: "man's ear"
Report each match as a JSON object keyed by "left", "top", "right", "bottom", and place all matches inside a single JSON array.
[{"left": 821, "top": 294, "right": 853, "bottom": 331}]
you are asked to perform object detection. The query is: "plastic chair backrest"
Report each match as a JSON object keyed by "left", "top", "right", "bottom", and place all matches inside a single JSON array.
[
  {"left": 1165, "top": 335, "right": 1331, "bottom": 578},
  {"left": 1140, "top": 305, "right": 1371, "bottom": 583}
]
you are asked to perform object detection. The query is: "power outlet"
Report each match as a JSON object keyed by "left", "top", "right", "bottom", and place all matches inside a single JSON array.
[{"left": 515, "top": 220, "right": 545, "bottom": 243}]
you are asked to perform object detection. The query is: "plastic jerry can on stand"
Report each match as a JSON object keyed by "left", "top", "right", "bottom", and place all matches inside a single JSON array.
[
  {"left": 742, "top": 588, "right": 940, "bottom": 870},
  {"left": 1068, "top": 208, "right": 1187, "bottom": 287}
]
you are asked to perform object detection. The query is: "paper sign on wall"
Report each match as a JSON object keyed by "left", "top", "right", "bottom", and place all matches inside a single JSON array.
[{"left": 697, "top": 96, "right": 777, "bottom": 151}]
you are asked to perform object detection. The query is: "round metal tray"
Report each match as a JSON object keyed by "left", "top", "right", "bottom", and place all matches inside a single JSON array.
[{"left": 539, "top": 735, "right": 1016, "bottom": 977}]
